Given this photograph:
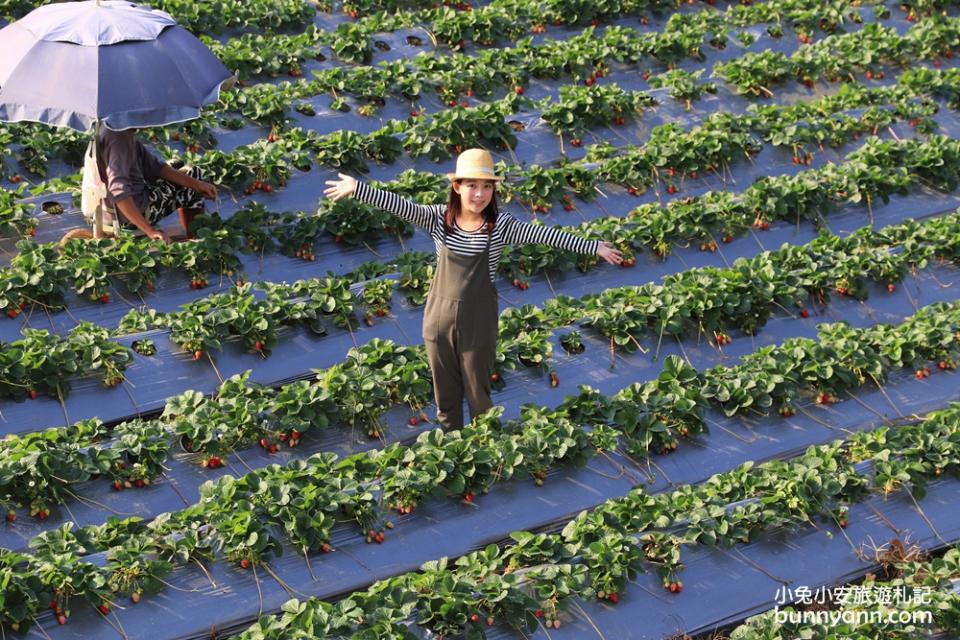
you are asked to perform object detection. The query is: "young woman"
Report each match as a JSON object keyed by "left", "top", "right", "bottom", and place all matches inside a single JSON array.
[{"left": 324, "top": 148, "right": 623, "bottom": 429}]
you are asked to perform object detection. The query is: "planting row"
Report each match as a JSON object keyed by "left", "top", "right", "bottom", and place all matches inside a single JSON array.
[
  {"left": 0, "top": 0, "right": 914, "bottom": 186},
  {"left": 156, "top": 115, "right": 960, "bottom": 210},
  {"left": 9, "top": 103, "right": 955, "bottom": 318},
  {"left": 726, "top": 545, "right": 960, "bottom": 639},
  {"left": 716, "top": 15, "right": 960, "bottom": 96},
  {"left": 0, "top": 322, "right": 130, "bottom": 402},
  {"left": 199, "top": 14, "right": 933, "bottom": 129},
  {"left": 212, "top": 0, "right": 861, "bottom": 80},
  {"left": 120, "top": 204, "right": 960, "bottom": 361},
  {"left": 3, "top": 1, "right": 947, "bottom": 205},
  {"left": 4, "top": 297, "right": 960, "bottom": 632},
  {"left": 227, "top": 400, "right": 960, "bottom": 639},
  {"left": 7, "top": 267, "right": 960, "bottom": 559},
  {"left": 227, "top": 0, "right": 877, "bottom": 76},
  {"left": 207, "top": 2, "right": 919, "bottom": 127},
  {"left": 4, "top": 198, "right": 960, "bottom": 403},
  {"left": 7, "top": 53, "right": 952, "bottom": 224}
]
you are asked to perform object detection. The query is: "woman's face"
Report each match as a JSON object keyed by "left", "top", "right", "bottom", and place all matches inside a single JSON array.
[{"left": 454, "top": 179, "right": 495, "bottom": 216}]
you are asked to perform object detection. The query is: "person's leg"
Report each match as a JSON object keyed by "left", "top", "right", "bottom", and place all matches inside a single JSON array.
[
  {"left": 173, "top": 167, "right": 206, "bottom": 238},
  {"left": 423, "top": 314, "right": 463, "bottom": 429},
  {"left": 142, "top": 167, "right": 205, "bottom": 237},
  {"left": 461, "top": 345, "right": 495, "bottom": 423},
  {"left": 424, "top": 338, "right": 465, "bottom": 429},
  {"left": 144, "top": 177, "right": 182, "bottom": 230}
]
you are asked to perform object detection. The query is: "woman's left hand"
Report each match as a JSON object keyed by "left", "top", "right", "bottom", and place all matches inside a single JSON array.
[{"left": 597, "top": 241, "right": 624, "bottom": 265}]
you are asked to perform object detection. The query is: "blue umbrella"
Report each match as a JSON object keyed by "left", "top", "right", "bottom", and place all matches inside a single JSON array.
[{"left": 0, "top": 0, "right": 233, "bottom": 132}]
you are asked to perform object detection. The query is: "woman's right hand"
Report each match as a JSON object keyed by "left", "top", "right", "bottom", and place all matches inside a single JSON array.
[{"left": 323, "top": 173, "right": 358, "bottom": 201}]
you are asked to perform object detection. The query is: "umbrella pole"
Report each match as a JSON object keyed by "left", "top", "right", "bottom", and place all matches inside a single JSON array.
[{"left": 92, "top": 120, "right": 104, "bottom": 239}]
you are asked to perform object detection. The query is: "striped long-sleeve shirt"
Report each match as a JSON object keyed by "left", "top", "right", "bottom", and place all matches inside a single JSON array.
[{"left": 354, "top": 182, "right": 600, "bottom": 283}]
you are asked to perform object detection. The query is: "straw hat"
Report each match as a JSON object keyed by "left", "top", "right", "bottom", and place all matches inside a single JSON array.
[{"left": 446, "top": 148, "right": 504, "bottom": 182}]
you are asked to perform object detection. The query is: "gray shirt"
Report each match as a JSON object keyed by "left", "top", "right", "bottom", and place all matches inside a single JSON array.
[{"left": 96, "top": 128, "right": 166, "bottom": 213}]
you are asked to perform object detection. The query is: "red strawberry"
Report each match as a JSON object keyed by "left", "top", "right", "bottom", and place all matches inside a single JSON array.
[
  {"left": 514, "top": 86, "right": 524, "bottom": 95},
  {"left": 887, "top": 283, "right": 896, "bottom": 293},
  {"left": 5, "top": 510, "right": 15, "bottom": 522},
  {"left": 254, "top": 341, "right": 263, "bottom": 351},
  {"left": 410, "top": 110, "right": 419, "bottom": 117},
  {"left": 408, "top": 416, "right": 418, "bottom": 426},
  {"left": 519, "top": 282, "right": 528, "bottom": 290},
  {"left": 291, "top": 430, "right": 301, "bottom": 440},
  {"left": 193, "top": 350, "right": 203, "bottom": 361},
  {"left": 57, "top": 614, "right": 67, "bottom": 625},
  {"left": 464, "top": 492, "right": 474, "bottom": 503},
  {"left": 470, "top": 614, "right": 480, "bottom": 623},
  {"left": 334, "top": 234, "right": 343, "bottom": 243},
  {"left": 839, "top": 519, "right": 848, "bottom": 528},
  {"left": 37, "top": 509, "right": 48, "bottom": 521},
  {"left": 939, "top": 361, "right": 948, "bottom": 370},
  {"left": 28, "top": 389, "right": 37, "bottom": 400},
  {"left": 239, "top": 559, "right": 251, "bottom": 569},
  {"left": 135, "top": 478, "right": 145, "bottom": 488},
  {"left": 491, "top": 372, "right": 500, "bottom": 382},
  {"left": 321, "top": 542, "right": 331, "bottom": 553},
  {"left": 99, "top": 294, "right": 110, "bottom": 304},
  {"left": 6, "top": 309, "right": 18, "bottom": 319},
  {"left": 268, "top": 443, "right": 279, "bottom": 454},
  {"left": 609, "top": 592, "right": 618, "bottom": 603},
  {"left": 800, "top": 309, "right": 810, "bottom": 318},
  {"left": 113, "top": 480, "right": 123, "bottom": 491},
  {"left": 534, "top": 609, "right": 544, "bottom": 618},
  {"left": 98, "top": 604, "right": 110, "bottom": 616}
]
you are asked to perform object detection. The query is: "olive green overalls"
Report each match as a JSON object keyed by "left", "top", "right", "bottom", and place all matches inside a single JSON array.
[{"left": 422, "top": 225, "right": 497, "bottom": 429}]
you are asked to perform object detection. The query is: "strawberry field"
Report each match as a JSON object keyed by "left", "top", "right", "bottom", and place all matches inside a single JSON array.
[{"left": 2, "top": 0, "right": 960, "bottom": 638}]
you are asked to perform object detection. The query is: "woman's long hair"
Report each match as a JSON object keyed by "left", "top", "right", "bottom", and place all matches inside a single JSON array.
[{"left": 444, "top": 180, "right": 498, "bottom": 234}]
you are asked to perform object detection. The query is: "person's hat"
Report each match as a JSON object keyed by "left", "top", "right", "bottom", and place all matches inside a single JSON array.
[{"left": 446, "top": 148, "right": 504, "bottom": 182}]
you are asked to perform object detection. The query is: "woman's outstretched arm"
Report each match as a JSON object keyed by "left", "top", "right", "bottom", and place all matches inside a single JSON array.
[
  {"left": 500, "top": 213, "right": 623, "bottom": 264},
  {"left": 324, "top": 173, "right": 441, "bottom": 233}
]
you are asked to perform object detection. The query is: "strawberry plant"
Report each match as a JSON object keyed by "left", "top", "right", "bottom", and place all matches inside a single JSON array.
[
  {"left": 0, "top": 184, "right": 37, "bottom": 237},
  {"left": 104, "top": 536, "right": 172, "bottom": 601},
  {"left": 403, "top": 101, "right": 518, "bottom": 161},
  {"left": 539, "top": 84, "right": 656, "bottom": 137},
  {"left": 647, "top": 68, "right": 717, "bottom": 109},
  {"left": 360, "top": 277, "right": 396, "bottom": 321},
  {"left": 559, "top": 330, "right": 584, "bottom": 354}
]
